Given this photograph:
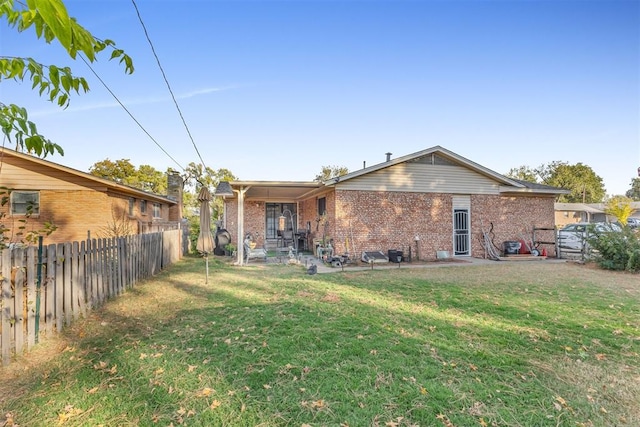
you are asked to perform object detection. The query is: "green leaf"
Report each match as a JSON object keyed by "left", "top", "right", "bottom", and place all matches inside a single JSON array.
[
  {"left": 33, "top": 0, "right": 72, "bottom": 51},
  {"left": 57, "top": 93, "right": 68, "bottom": 107},
  {"left": 60, "top": 73, "right": 70, "bottom": 92},
  {"left": 49, "top": 64, "right": 59, "bottom": 87}
]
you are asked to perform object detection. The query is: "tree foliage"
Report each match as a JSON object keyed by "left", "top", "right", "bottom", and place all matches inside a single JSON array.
[
  {"left": 505, "top": 166, "right": 538, "bottom": 183},
  {"left": 626, "top": 177, "right": 640, "bottom": 201},
  {"left": 0, "top": 0, "right": 133, "bottom": 157},
  {"left": 541, "top": 162, "right": 605, "bottom": 203},
  {"left": 314, "top": 165, "right": 349, "bottom": 182},
  {"left": 605, "top": 196, "right": 634, "bottom": 225},
  {"left": 182, "top": 162, "right": 237, "bottom": 221},
  {"left": 89, "top": 159, "right": 167, "bottom": 194},
  {"left": 506, "top": 161, "right": 605, "bottom": 203}
]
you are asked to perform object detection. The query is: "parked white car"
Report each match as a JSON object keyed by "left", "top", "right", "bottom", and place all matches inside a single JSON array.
[
  {"left": 557, "top": 222, "right": 622, "bottom": 251},
  {"left": 627, "top": 218, "right": 640, "bottom": 229}
]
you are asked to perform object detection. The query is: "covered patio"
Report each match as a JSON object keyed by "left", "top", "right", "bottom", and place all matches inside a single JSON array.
[{"left": 214, "top": 180, "right": 325, "bottom": 265}]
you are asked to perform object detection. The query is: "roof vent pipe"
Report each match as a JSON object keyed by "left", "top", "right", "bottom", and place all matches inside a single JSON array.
[
  {"left": 363, "top": 161, "right": 366, "bottom": 169},
  {"left": 386, "top": 152, "right": 392, "bottom": 162}
]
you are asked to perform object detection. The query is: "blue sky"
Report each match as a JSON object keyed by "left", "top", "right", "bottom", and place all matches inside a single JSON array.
[{"left": 2, "top": 0, "right": 639, "bottom": 195}]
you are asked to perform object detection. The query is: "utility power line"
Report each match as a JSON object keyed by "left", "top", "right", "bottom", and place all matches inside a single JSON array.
[{"left": 131, "top": 0, "right": 210, "bottom": 173}]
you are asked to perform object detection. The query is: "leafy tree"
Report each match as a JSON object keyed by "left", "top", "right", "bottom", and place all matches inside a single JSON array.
[
  {"left": 626, "top": 177, "right": 640, "bottom": 201},
  {"left": 182, "top": 163, "right": 237, "bottom": 219},
  {"left": 505, "top": 161, "right": 605, "bottom": 203},
  {"left": 505, "top": 165, "right": 538, "bottom": 183},
  {"left": 537, "top": 161, "right": 605, "bottom": 203},
  {"left": 89, "top": 159, "right": 167, "bottom": 194},
  {"left": 89, "top": 159, "right": 136, "bottom": 183},
  {"left": 1, "top": 0, "right": 133, "bottom": 157},
  {"left": 314, "top": 165, "right": 349, "bottom": 182},
  {"left": 605, "top": 196, "right": 634, "bottom": 225},
  {"left": 128, "top": 164, "right": 167, "bottom": 194}
]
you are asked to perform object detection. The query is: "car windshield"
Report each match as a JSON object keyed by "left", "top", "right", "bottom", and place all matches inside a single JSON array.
[
  {"left": 561, "top": 224, "right": 586, "bottom": 232},
  {"left": 561, "top": 223, "right": 620, "bottom": 233}
]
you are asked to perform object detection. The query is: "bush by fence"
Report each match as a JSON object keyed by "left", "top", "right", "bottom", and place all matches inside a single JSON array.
[{"left": 1, "top": 229, "right": 182, "bottom": 366}]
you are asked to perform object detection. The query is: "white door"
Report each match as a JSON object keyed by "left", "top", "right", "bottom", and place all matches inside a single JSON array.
[{"left": 452, "top": 196, "right": 471, "bottom": 256}]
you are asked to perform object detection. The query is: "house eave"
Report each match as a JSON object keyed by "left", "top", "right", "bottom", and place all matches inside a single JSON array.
[{"left": 499, "top": 186, "right": 570, "bottom": 196}]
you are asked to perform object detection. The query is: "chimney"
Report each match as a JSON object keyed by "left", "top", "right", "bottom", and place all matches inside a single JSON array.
[
  {"left": 167, "top": 171, "right": 183, "bottom": 221},
  {"left": 386, "top": 152, "right": 392, "bottom": 162}
]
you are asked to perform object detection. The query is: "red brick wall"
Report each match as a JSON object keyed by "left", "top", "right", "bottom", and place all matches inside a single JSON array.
[
  {"left": 222, "top": 189, "right": 556, "bottom": 259},
  {"left": 245, "top": 202, "right": 265, "bottom": 246},
  {"left": 471, "top": 194, "right": 557, "bottom": 257},
  {"left": 222, "top": 200, "right": 265, "bottom": 247},
  {"left": 332, "top": 190, "right": 556, "bottom": 259},
  {"left": 223, "top": 200, "right": 238, "bottom": 244}
]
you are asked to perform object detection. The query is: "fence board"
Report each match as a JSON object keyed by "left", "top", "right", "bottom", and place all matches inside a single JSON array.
[
  {"left": 13, "top": 248, "right": 25, "bottom": 356},
  {"left": 1, "top": 250, "right": 12, "bottom": 365},
  {"left": 27, "top": 246, "right": 36, "bottom": 349},
  {"left": 73, "top": 242, "right": 84, "bottom": 319},
  {"left": 97, "top": 238, "right": 103, "bottom": 301},
  {"left": 45, "top": 244, "right": 56, "bottom": 334},
  {"left": 55, "top": 244, "right": 64, "bottom": 332},
  {"left": 63, "top": 243, "right": 72, "bottom": 326},
  {"left": 79, "top": 241, "right": 87, "bottom": 317}
]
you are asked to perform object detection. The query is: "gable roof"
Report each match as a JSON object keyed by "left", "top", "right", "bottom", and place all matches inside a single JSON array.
[
  {"left": 0, "top": 148, "right": 177, "bottom": 205},
  {"left": 324, "top": 145, "right": 567, "bottom": 195},
  {"left": 215, "top": 146, "right": 568, "bottom": 199},
  {"left": 324, "top": 145, "right": 520, "bottom": 186}
]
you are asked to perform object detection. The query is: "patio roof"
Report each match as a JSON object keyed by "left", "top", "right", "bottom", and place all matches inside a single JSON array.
[{"left": 214, "top": 181, "right": 323, "bottom": 201}]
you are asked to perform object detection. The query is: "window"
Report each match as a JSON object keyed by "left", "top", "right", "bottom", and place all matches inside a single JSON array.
[
  {"left": 128, "top": 198, "right": 135, "bottom": 216},
  {"left": 152, "top": 203, "right": 161, "bottom": 218},
  {"left": 11, "top": 191, "right": 39, "bottom": 215},
  {"left": 317, "top": 197, "right": 326, "bottom": 216},
  {"left": 140, "top": 200, "right": 147, "bottom": 215}
]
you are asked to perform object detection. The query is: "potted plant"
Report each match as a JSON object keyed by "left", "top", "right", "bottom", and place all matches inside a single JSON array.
[{"left": 224, "top": 243, "right": 236, "bottom": 256}]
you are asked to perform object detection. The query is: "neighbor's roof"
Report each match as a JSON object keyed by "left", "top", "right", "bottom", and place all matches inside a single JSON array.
[
  {"left": 554, "top": 203, "right": 604, "bottom": 214},
  {"left": 0, "top": 148, "right": 177, "bottom": 204}
]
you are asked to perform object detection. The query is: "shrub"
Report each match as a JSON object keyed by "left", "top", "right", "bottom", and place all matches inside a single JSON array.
[{"left": 587, "top": 226, "right": 640, "bottom": 272}]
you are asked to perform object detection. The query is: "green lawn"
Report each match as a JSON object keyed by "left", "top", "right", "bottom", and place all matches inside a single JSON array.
[{"left": 1, "top": 256, "right": 638, "bottom": 427}]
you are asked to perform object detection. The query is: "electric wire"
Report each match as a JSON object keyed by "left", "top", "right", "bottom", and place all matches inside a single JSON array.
[
  {"left": 79, "top": 55, "right": 186, "bottom": 172},
  {"left": 130, "top": 0, "right": 209, "bottom": 173}
]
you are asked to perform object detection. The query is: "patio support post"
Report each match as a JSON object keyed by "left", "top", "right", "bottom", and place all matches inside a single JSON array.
[{"left": 236, "top": 186, "right": 249, "bottom": 265}]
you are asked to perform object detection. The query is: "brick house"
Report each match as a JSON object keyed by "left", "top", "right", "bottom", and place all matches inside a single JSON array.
[
  {"left": 217, "top": 146, "right": 567, "bottom": 264},
  {"left": 0, "top": 148, "right": 182, "bottom": 245}
]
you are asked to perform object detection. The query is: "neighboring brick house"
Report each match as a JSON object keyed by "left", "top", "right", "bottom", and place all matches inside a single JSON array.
[
  {"left": 217, "top": 146, "right": 567, "bottom": 264},
  {"left": 0, "top": 148, "right": 182, "bottom": 245}
]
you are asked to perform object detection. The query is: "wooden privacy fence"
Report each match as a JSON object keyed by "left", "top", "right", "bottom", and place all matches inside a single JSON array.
[{"left": 0, "top": 229, "right": 182, "bottom": 366}]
